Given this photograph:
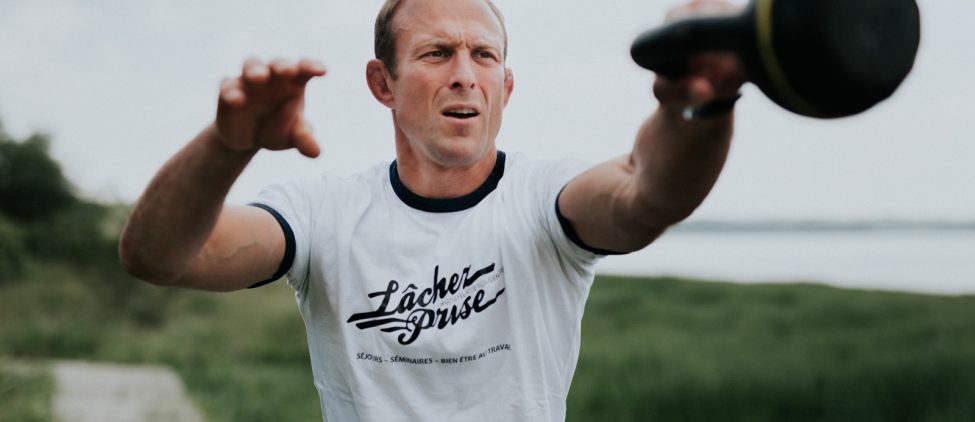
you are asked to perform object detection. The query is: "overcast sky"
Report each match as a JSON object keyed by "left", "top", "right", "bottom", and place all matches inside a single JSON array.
[{"left": 1, "top": 0, "right": 972, "bottom": 222}]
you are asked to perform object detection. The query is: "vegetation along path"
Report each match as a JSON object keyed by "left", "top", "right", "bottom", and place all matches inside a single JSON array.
[{"left": 53, "top": 361, "right": 205, "bottom": 422}]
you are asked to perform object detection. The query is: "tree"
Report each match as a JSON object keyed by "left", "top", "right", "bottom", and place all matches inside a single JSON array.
[{"left": 0, "top": 125, "right": 77, "bottom": 222}]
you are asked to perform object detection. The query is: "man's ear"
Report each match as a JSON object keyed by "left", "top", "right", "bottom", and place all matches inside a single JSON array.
[
  {"left": 503, "top": 67, "right": 514, "bottom": 107},
  {"left": 367, "top": 59, "right": 395, "bottom": 108}
]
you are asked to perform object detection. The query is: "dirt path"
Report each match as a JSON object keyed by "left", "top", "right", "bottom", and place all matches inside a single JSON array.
[{"left": 53, "top": 361, "right": 205, "bottom": 422}]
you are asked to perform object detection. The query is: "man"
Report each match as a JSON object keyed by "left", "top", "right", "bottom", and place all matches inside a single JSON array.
[{"left": 119, "top": 0, "right": 744, "bottom": 420}]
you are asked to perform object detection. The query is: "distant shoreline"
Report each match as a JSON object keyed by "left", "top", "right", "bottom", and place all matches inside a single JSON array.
[{"left": 671, "top": 220, "right": 975, "bottom": 233}]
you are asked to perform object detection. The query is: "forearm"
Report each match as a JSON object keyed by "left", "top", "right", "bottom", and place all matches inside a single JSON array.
[
  {"left": 629, "top": 106, "right": 733, "bottom": 228},
  {"left": 557, "top": 106, "right": 734, "bottom": 254},
  {"left": 557, "top": 1, "right": 743, "bottom": 253},
  {"left": 119, "top": 124, "right": 256, "bottom": 284}
]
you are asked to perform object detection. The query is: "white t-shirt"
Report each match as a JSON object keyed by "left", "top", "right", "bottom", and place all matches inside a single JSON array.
[{"left": 254, "top": 151, "right": 602, "bottom": 421}]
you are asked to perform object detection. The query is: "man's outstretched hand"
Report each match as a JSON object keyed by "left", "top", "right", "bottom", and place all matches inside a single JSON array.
[
  {"left": 215, "top": 57, "right": 326, "bottom": 158},
  {"left": 652, "top": 0, "right": 746, "bottom": 116}
]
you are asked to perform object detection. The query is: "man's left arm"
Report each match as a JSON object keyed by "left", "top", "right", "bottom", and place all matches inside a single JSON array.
[{"left": 558, "top": 46, "right": 745, "bottom": 254}]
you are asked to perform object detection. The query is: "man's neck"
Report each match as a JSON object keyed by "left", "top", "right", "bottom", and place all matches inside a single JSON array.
[{"left": 393, "top": 145, "right": 499, "bottom": 199}]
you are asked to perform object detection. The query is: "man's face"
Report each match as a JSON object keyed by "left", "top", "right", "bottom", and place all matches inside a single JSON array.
[{"left": 384, "top": 0, "right": 512, "bottom": 167}]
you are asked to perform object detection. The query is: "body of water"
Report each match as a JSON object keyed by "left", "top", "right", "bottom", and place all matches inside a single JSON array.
[{"left": 596, "top": 230, "right": 975, "bottom": 295}]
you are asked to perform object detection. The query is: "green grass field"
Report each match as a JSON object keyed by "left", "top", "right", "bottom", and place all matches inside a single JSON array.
[
  {"left": 3, "top": 263, "right": 975, "bottom": 421},
  {"left": 570, "top": 276, "right": 975, "bottom": 421},
  {"left": 0, "top": 361, "right": 54, "bottom": 422},
  {"left": 0, "top": 262, "right": 321, "bottom": 422}
]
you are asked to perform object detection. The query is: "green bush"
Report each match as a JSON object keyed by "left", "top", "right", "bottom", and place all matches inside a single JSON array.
[
  {"left": 0, "top": 131, "right": 76, "bottom": 222},
  {"left": 0, "top": 124, "right": 119, "bottom": 269},
  {"left": 22, "top": 202, "right": 113, "bottom": 264},
  {"left": 0, "top": 123, "right": 174, "bottom": 322},
  {"left": 0, "top": 214, "right": 26, "bottom": 281}
]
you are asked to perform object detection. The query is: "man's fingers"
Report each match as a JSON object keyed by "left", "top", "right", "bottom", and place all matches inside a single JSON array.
[
  {"left": 666, "top": 0, "right": 739, "bottom": 22},
  {"left": 219, "top": 77, "right": 247, "bottom": 107},
  {"left": 653, "top": 76, "right": 695, "bottom": 105},
  {"left": 239, "top": 57, "right": 325, "bottom": 98},
  {"left": 654, "top": 76, "right": 717, "bottom": 108},
  {"left": 298, "top": 58, "right": 327, "bottom": 77},
  {"left": 689, "top": 54, "right": 746, "bottom": 97},
  {"left": 295, "top": 58, "right": 327, "bottom": 86},
  {"left": 270, "top": 58, "right": 299, "bottom": 79},
  {"left": 688, "top": 78, "right": 715, "bottom": 105},
  {"left": 653, "top": 49, "right": 745, "bottom": 110},
  {"left": 293, "top": 119, "right": 321, "bottom": 158},
  {"left": 218, "top": 56, "right": 326, "bottom": 155},
  {"left": 263, "top": 58, "right": 306, "bottom": 100},
  {"left": 242, "top": 57, "right": 270, "bottom": 86},
  {"left": 662, "top": 1, "right": 745, "bottom": 102}
]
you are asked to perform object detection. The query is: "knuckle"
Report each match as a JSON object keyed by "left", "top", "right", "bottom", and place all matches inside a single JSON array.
[
  {"left": 271, "top": 58, "right": 297, "bottom": 75},
  {"left": 243, "top": 56, "right": 262, "bottom": 67}
]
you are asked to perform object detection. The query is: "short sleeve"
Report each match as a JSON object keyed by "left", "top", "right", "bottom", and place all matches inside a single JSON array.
[
  {"left": 250, "top": 179, "right": 321, "bottom": 297},
  {"left": 528, "top": 159, "right": 605, "bottom": 269},
  {"left": 247, "top": 203, "right": 296, "bottom": 289}
]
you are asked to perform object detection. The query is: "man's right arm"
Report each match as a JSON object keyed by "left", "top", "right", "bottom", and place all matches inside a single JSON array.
[{"left": 119, "top": 58, "right": 325, "bottom": 291}]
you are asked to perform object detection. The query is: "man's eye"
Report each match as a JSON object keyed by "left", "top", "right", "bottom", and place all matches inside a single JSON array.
[
  {"left": 475, "top": 51, "right": 499, "bottom": 62},
  {"left": 429, "top": 51, "right": 446, "bottom": 58}
]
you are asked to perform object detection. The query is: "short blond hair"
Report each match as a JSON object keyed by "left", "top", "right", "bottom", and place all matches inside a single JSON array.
[{"left": 374, "top": 0, "right": 508, "bottom": 77}]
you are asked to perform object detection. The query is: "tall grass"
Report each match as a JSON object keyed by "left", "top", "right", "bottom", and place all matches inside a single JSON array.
[
  {"left": 0, "top": 361, "right": 55, "bottom": 422},
  {"left": 568, "top": 276, "right": 975, "bottom": 421},
  {"left": 4, "top": 264, "right": 975, "bottom": 421},
  {"left": 0, "top": 262, "right": 320, "bottom": 422}
]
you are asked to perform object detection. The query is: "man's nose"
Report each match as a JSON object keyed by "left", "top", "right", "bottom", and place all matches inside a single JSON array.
[{"left": 449, "top": 55, "right": 476, "bottom": 90}]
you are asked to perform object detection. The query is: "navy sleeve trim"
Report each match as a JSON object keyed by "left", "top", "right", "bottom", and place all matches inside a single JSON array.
[
  {"left": 247, "top": 203, "right": 296, "bottom": 288},
  {"left": 554, "top": 188, "right": 627, "bottom": 256}
]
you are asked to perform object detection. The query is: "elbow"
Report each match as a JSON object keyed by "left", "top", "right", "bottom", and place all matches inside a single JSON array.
[
  {"left": 118, "top": 237, "right": 181, "bottom": 286},
  {"left": 632, "top": 197, "right": 699, "bottom": 233},
  {"left": 655, "top": 204, "right": 697, "bottom": 227}
]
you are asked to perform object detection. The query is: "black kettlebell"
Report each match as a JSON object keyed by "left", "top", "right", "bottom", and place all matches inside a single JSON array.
[{"left": 630, "top": 0, "right": 921, "bottom": 118}]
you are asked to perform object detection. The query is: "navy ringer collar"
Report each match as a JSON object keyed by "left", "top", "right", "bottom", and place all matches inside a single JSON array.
[{"left": 390, "top": 151, "right": 506, "bottom": 213}]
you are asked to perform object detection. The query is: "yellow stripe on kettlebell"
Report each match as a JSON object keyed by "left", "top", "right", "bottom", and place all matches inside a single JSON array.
[{"left": 756, "top": 0, "right": 823, "bottom": 117}]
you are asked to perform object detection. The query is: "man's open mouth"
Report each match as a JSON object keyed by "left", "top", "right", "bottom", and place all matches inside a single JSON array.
[{"left": 442, "top": 107, "right": 480, "bottom": 119}]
